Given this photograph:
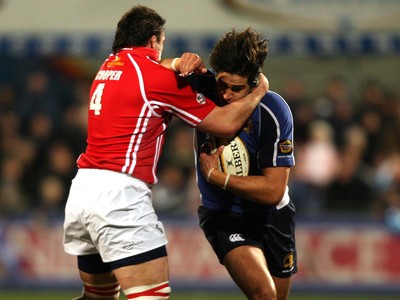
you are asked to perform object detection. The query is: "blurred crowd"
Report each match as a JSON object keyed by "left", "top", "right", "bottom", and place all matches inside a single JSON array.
[
  {"left": 283, "top": 75, "right": 400, "bottom": 225},
  {"left": 0, "top": 57, "right": 399, "bottom": 229}
]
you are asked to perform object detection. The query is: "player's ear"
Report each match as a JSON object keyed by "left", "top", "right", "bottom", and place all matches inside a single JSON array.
[{"left": 149, "top": 35, "right": 158, "bottom": 49}]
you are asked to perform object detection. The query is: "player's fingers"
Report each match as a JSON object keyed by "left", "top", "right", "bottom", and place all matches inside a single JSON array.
[
  {"left": 199, "top": 151, "right": 220, "bottom": 176},
  {"left": 199, "top": 67, "right": 208, "bottom": 74},
  {"left": 180, "top": 53, "right": 203, "bottom": 76},
  {"left": 214, "top": 145, "right": 224, "bottom": 157},
  {"left": 180, "top": 53, "right": 196, "bottom": 67},
  {"left": 199, "top": 152, "right": 211, "bottom": 162}
]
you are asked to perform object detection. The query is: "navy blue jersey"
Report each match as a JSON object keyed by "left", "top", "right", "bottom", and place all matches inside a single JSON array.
[{"left": 192, "top": 74, "right": 295, "bottom": 217}]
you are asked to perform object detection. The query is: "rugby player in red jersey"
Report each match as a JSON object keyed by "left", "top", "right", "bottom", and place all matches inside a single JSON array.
[{"left": 63, "top": 5, "right": 268, "bottom": 300}]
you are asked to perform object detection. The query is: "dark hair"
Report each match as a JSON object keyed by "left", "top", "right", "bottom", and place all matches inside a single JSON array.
[
  {"left": 112, "top": 5, "right": 166, "bottom": 53},
  {"left": 209, "top": 27, "right": 269, "bottom": 88}
]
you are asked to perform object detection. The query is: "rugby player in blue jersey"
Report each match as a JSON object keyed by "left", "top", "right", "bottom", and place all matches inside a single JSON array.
[{"left": 191, "top": 28, "right": 297, "bottom": 300}]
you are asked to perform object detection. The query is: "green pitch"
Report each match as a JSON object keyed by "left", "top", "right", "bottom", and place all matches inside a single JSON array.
[{"left": 1, "top": 290, "right": 399, "bottom": 300}]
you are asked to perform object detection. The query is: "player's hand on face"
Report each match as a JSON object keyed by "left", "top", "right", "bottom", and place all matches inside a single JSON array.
[
  {"left": 178, "top": 52, "right": 207, "bottom": 77},
  {"left": 199, "top": 144, "right": 224, "bottom": 179}
]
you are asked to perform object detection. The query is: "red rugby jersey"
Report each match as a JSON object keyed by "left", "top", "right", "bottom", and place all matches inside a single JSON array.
[{"left": 77, "top": 47, "right": 215, "bottom": 184}]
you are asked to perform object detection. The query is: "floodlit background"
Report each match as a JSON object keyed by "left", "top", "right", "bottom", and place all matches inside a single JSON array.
[{"left": 0, "top": 0, "right": 399, "bottom": 297}]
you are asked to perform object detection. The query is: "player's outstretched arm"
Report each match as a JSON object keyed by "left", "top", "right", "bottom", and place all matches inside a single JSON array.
[
  {"left": 161, "top": 55, "right": 269, "bottom": 137},
  {"left": 197, "top": 74, "right": 269, "bottom": 138}
]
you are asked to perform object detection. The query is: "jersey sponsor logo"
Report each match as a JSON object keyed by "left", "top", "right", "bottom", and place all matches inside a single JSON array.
[
  {"left": 229, "top": 233, "right": 245, "bottom": 242},
  {"left": 196, "top": 93, "right": 206, "bottom": 104},
  {"left": 279, "top": 139, "right": 293, "bottom": 154},
  {"left": 107, "top": 56, "right": 124, "bottom": 67}
]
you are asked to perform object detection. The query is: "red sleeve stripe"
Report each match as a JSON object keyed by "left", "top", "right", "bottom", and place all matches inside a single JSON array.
[{"left": 149, "top": 100, "right": 202, "bottom": 126}]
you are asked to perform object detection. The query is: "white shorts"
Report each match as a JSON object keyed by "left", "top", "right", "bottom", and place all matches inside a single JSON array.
[{"left": 63, "top": 169, "right": 168, "bottom": 263}]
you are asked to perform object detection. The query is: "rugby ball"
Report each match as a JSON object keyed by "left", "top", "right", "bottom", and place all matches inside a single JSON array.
[{"left": 201, "top": 136, "right": 250, "bottom": 176}]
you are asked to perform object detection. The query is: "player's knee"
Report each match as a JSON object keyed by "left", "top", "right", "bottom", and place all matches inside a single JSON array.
[
  {"left": 123, "top": 281, "right": 171, "bottom": 299},
  {"left": 247, "top": 285, "right": 277, "bottom": 300}
]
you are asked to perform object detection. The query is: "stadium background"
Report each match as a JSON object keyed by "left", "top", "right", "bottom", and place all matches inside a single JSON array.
[{"left": 0, "top": 0, "right": 399, "bottom": 298}]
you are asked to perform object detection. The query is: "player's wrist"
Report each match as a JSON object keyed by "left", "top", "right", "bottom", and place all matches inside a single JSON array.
[
  {"left": 206, "top": 168, "right": 231, "bottom": 190},
  {"left": 171, "top": 57, "right": 179, "bottom": 72},
  {"left": 222, "top": 173, "right": 231, "bottom": 190},
  {"left": 206, "top": 167, "right": 216, "bottom": 182}
]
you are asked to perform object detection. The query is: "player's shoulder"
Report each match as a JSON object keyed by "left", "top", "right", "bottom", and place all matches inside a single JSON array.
[
  {"left": 262, "top": 90, "right": 285, "bottom": 102},
  {"left": 259, "top": 90, "right": 293, "bottom": 122},
  {"left": 261, "top": 90, "right": 290, "bottom": 110}
]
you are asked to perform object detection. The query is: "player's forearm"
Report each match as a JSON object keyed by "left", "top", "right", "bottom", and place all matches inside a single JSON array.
[
  {"left": 207, "top": 170, "right": 286, "bottom": 206},
  {"left": 198, "top": 101, "right": 258, "bottom": 138},
  {"left": 198, "top": 75, "right": 269, "bottom": 138},
  {"left": 228, "top": 174, "right": 286, "bottom": 205}
]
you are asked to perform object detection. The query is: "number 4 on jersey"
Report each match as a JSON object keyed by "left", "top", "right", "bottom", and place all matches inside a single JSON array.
[{"left": 90, "top": 83, "right": 105, "bottom": 115}]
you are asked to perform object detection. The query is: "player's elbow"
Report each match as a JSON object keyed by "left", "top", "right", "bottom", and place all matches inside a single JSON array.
[
  {"left": 270, "top": 196, "right": 284, "bottom": 207},
  {"left": 214, "top": 124, "right": 238, "bottom": 139},
  {"left": 197, "top": 107, "right": 245, "bottom": 138},
  {"left": 259, "top": 190, "right": 285, "bottom": 206}
]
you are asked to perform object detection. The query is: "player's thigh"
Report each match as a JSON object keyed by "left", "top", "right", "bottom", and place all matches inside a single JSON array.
[
  {"left": 113, "top": 256, "right": 169, "bottom": 290},
  {"left": 272, "top": 276, "right": 292, "bottom": 300},
  {"left": 223, "top": 246, "right": 275, "bottom": 295}
]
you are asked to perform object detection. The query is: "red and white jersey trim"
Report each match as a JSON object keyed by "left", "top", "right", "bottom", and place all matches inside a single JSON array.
[{"left": 77, "top": 47, "right": 215, "bottom": 185}]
